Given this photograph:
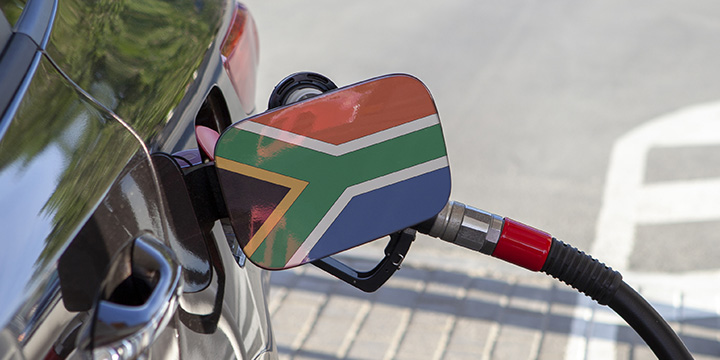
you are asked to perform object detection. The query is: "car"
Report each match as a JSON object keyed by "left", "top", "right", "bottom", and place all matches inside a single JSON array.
[{"left": 0, "top": 0, "right": 278, "bottom": 358}]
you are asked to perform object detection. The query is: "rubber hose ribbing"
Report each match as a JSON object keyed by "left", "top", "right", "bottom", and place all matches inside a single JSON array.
[
  {"left": 541, "top": 238, "right": 692, "bottom": 359},
  {"left": 540, "top": 238, "right": 623, "bottom": 305}
]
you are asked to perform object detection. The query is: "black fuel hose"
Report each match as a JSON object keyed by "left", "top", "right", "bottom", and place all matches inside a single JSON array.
[
  {"left": 418, "top": 201, "right": 693, "bottom": 359},
  {"left": 541, "top": 238, "right": 692, "bottom": 360}
]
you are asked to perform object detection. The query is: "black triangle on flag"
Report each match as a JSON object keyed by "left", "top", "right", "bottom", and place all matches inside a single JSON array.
[{"left": 217, "top": 168, "right": 291, "bottom": 248}]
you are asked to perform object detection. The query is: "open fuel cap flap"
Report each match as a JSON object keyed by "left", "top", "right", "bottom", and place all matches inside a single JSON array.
[{"left": 214, "top": 74, "right": 451, "bottom": 271}]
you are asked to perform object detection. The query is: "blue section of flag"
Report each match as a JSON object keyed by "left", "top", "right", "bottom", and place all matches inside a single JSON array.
[{"left": 306, "top": 167, "right": 451, "bottom": 262}]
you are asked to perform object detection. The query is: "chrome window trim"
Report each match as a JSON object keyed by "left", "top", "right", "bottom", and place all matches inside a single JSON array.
[
  {"left": 14, "top": 0, "right": 56, "bottom": 48},
  {"left": 0, "top": 0, "right": 56, "bottom": 136},
  {"left": 0, "top": 34, "right": 41, "bottom": 137}
]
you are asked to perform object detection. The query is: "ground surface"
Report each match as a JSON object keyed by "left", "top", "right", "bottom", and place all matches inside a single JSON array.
[{"left": 243, "top": 1, "right": 720, "bottom": 358}]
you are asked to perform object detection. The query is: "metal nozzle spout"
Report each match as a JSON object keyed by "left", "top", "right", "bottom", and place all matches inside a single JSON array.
[{"left": 417, "top": 201, "right": 504, "bottom": 255}]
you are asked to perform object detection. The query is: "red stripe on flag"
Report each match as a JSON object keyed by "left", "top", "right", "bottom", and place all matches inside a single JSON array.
[{"left": 250, "top": 75, "right": 437, "bottom": 145}]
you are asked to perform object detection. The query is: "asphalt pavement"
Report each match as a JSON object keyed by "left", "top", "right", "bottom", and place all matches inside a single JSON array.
[{"left": 241, "top": 1, "right": 720, "bottom": 358}]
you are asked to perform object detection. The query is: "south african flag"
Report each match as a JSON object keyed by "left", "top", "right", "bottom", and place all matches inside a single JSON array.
[{"left": 215, "top": 74, "right": 451, "bottom": 269}]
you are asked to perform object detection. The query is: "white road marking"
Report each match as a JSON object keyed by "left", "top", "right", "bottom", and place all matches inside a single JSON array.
[
  {"left": 565, "top": 101, "right": 720, "bottom": 360},
  {"left": 637, "top": 178, "right": 720, "bottom": 224}
]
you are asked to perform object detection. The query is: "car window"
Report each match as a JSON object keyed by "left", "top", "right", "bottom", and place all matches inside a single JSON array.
[
  {"left": 0, "top": 0, "right": 54, "bottom": 122},
  {"left": 0, "top": 0, "right": 25, "bottom": 27},
  {"left": 0, "top": 10, "right": 11, "bottom": 52}
]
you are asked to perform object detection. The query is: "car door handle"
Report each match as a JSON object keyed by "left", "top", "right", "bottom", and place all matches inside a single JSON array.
[{"left": 92, "top": 235, "right": 183, "bottom": 360}]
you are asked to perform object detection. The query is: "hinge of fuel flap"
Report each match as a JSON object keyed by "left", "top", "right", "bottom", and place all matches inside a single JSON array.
[
  {"left": 311, "top": 228, "right": 416, "bottom": 292},
  {"left": 170, "top": 152, "right": 245, "bottom": 267},
  {"left": 181, "top": 162, "right": 227, "bottom": 223}
]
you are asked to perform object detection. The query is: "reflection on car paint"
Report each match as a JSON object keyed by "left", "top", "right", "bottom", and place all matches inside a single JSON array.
[
  {"left": 0, "top": 55, "right": 139, "bottom": 331},
  {"left": 1, "top": 0, "right": 275, "bottom": 358},
  {"left": 46, "top": 0, "right": 225, "bottom": 142}
]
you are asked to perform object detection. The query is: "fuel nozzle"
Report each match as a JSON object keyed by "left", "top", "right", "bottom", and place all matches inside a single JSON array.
[
  {"left": 416, "top": 201, "right": 552, "bottom": 271},
  {"left": 416, "top": 201, "right": 504, "bottom": 255},
  {"left": 415, "top": 200, "right": 621, "bottom": 302}
]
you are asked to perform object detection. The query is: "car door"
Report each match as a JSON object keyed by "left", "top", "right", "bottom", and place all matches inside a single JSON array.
[
  {"left": 0, "top": 1, "right": 186, "bottom": 357},
  {"left": 0, "top": 0, "right": 273, "bottom": 358}
]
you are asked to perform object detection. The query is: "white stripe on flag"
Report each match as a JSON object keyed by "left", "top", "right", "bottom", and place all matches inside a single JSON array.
[
  {"left": 284, "top": 156, "right": 449, "bottom": 267},
  {"left": 235, "top": 114, "right": 440, "bottom": 156}
]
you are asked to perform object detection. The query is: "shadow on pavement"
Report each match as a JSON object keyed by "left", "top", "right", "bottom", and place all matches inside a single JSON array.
[{"left": 270, "top": 256, "right": 720, "bottom": 358}]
